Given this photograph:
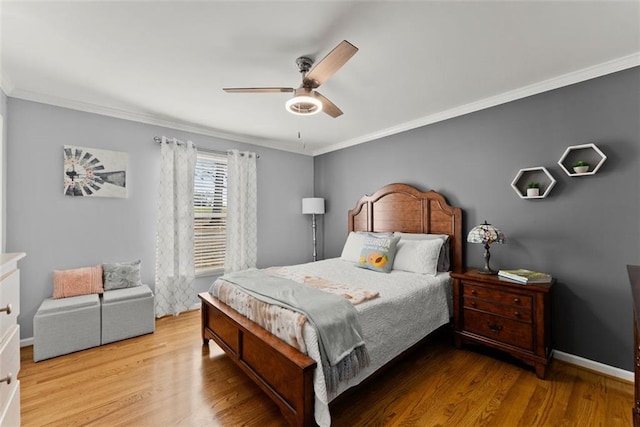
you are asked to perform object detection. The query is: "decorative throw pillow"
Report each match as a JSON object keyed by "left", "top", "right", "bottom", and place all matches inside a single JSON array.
[
  {"left": 340, "top": 231, "right": 393, "bottom": 263},
  {"left": 53, "top": 265, "right": 104, "bottom": 299},
  {"left": 357, "top": 235, "right": 400, "bottom": 273},
  {"left": 394, "top": 232, "right": 451, "bottom": 271},
  {"left": 102, "top": 260, "right": 142, "bottom": 291},
  {"left": 393, "top": 238, "right": 444, "bottom": 276}
]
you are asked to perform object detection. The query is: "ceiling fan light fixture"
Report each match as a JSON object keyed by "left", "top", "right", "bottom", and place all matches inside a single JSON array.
[
  {"left": 285, "top": 94, "right": 323, "bottom": 116},
  {"left": 224, "top": 40, "right": 357, "bottom": 118}
]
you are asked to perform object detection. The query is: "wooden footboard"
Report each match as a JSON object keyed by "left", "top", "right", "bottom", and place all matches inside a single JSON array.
[{"left": 198, "top": 292, "right": 317, "bottom": 427}]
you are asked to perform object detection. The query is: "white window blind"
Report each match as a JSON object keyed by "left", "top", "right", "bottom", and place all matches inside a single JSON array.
[{"left": 194, "top": 151, "right": 227, "bottom": 275}]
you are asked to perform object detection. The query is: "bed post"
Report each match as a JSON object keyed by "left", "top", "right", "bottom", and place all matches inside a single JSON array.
[{"left": 201, "top": 298, "right": 210, "bottom": 346}]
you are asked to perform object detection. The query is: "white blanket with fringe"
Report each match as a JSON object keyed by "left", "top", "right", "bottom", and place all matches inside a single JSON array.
[{"left": 212, "top": 268, "right": 371, "bottom": 394}]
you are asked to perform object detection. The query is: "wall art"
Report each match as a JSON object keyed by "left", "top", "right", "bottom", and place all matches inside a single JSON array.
[{"left": 63, "top": 145, "right": 127, "bottom": 197}]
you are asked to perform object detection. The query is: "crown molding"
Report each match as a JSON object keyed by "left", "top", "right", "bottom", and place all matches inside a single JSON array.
[
  {"left": 0, "top": 72, "right": 14, "bottom": 98},
  {"left": 7, "top": 87, "right": 312, "bottom": 156},
  {"left": 4, "top": 53, "right": 638, "bottom": 158},
  {"left": 312, "top": 53, "right": 640, "bottom": 156}
]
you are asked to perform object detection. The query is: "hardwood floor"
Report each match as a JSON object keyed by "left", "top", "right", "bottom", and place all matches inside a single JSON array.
[{"left": 20, "top": 310, "right": 633, "bottom": 426}]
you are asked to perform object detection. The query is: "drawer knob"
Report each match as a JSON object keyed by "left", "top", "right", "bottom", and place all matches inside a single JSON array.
[
  {"left": 470, "top": 302, "right": 477, "bottom": 308},
  {"left": 513, "top": 298, "right": 521, "bottom": 304},
  {"left": 0, "top": 304, "right": 11, "bottom": 315},
  {"left": 0, "top": 373, "right": 12, "bottom": 385},
  {"left": 514, "top": 311, "right": 521, "bottom": 318},
  {"left": 471, "top": 290, "right": 477, "bottom": 295},
  {"left": 487, "top": 323, "right": 503, "bottom": 333}
]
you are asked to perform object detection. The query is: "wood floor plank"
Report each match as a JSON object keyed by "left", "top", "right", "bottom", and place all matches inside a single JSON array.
[{"left": 19, "top": 310, "right": 633, "bottom": 426}]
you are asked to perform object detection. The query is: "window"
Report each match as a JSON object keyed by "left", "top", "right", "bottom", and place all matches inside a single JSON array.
[{"left": 194, "top": 151, "right": 227, "bottom": 275}]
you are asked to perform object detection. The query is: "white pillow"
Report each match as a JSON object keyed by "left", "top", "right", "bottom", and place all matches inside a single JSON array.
[
  {"left": 393, "top": 232, "right": 450, "bottom": 271},
  {"left": 340, "top": 232, "right": 366, "bottom": 263},
  {"left": 392, "top": 238, "right": 444, "bottom": 276}
]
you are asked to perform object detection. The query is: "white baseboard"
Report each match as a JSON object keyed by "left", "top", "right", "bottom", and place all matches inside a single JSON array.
[{"left": 553, "top": 349, "right": 634, "bottom": 382}]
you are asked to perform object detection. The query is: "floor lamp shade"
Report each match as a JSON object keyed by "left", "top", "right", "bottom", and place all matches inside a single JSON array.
[
  {"left": 302, "top": 198, "right": 325, "bottom": 214},
  {"left": 302, "top": 198, "right": 325, "bottom": 261}
]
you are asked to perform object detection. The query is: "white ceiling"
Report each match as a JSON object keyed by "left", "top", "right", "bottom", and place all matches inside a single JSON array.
[{"left": 1, "top": 1, "right": 639, "bottom": 156}]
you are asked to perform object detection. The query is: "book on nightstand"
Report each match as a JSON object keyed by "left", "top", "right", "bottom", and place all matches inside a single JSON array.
[{"left": 498, "top": 269, "right": 552, "bottom": 284}]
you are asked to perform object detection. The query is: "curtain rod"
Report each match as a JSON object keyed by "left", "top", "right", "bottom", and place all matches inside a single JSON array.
[{"left": 153, "top": 136, "right": 259, "bottom": 158}]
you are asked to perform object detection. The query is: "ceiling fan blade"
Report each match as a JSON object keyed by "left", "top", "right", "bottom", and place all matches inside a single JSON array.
[
  {"left": 303, "top": 40, "right": 358, "bottom": 88},
  {"left": 314, "top": 91, "right": 343, "bottom": 118},
  {"left": 223, "top": 87, "right": 294, "bottom": 93}
]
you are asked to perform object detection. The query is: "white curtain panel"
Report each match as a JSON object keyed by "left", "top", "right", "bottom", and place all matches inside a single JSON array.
[
  {"left": 155, "top": 137, "right": 197, "bottom": 317},
  {"left": 224, "top": 149, "right": 257, "bottom": 273}
]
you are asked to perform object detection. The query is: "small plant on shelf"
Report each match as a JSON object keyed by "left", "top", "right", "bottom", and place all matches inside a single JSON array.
[
  {"left": 572, "top": 160, "right": 590, "bottom": 174},
  {"left": 526, "top": 182, "right": 540, "bottom": 197}
]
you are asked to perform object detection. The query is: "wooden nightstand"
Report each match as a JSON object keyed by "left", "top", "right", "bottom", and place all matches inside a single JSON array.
[{"left": 451, "top": 269, "right": 554, "bottom": 379}]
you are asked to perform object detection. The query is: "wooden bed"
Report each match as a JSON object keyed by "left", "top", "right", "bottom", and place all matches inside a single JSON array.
[{"left": 198, "top": 183, "right": 463, "bottom": 426}]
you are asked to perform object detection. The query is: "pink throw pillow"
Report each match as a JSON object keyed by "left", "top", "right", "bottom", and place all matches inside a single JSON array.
[{"left": 53, "top": 265, "right": 104, "bottom": 299}]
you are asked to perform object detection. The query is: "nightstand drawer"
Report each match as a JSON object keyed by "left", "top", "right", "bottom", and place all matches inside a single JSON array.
[
  {"left": 463, "top": 309, "right": 533, "bottom": 351},
  {"left": 464, "top": 297, "right": 532, "bottom": 322},
  {"left": 463, "top": 284, "right": 532, "bottom": 309}
]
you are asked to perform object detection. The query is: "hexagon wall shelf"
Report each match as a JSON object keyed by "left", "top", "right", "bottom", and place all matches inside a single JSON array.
[
  {"left": 558, "top": 143, "right": 607, "bottom": 176},
  {"left": 511, "top": 167, "right": 557, "bottom": 199}
]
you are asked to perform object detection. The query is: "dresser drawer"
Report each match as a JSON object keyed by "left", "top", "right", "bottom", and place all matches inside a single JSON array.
[
  {"left": 0, "top": 325, "right": 19, "bottom": 410},
  {"left": 464, "top": 297, "right": 532, "bottom": 322},
  {"left": 463, "top": 283, "right": 532, "bottom": 309},
  {"left": 463, "top": 309, "right": 533, "bottom": 351},
  {"left": 0, "top": 381, "right": 20, "bottom": 427},
  {"left": 0, "top": 269, "right": 19, "bottom": 344},
  {"left": 0, "top": 379, "right": 19, "bottom": 427}
]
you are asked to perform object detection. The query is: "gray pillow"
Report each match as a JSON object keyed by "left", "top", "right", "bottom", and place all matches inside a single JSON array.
[{"left": 103, "top": 260, "right": 142, "bottom": 290}]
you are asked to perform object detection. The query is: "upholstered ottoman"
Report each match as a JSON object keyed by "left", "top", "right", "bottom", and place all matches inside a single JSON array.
[
  {"left": 101, "top": 285, "right": 155, "bottom": 345},
  {"left": 33, "top": 293, "right": 101, "bottom": 362}
]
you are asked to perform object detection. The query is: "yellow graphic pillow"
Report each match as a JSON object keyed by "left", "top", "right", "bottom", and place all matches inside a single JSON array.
[{"left": 358, "top": 234, "right": 400, "bottom": 273}]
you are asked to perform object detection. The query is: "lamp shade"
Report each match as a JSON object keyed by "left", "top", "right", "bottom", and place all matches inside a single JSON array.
[
  {"left": 302, "top": 198, "right": 325, "bottom": 215},
  {"left": 467, "top": 221, "right": 505, "bottom": 245}
]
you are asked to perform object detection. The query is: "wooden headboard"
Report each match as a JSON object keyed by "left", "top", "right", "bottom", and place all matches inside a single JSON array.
[{"left": 348, "top": 183, "right": 463, "bottom": 273}]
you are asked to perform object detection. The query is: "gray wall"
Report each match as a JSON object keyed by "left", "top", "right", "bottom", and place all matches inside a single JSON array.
[
  {"left": 315, "top": 67, "right": 640, "bottom": 371},
  {"left": 6, "top": 99, "right": 315, "bottom": 340}
]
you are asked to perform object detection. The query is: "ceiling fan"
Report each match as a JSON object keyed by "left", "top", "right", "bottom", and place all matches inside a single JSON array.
[{"left": 223, "top": 40, "right": 358, "bottom": 118}]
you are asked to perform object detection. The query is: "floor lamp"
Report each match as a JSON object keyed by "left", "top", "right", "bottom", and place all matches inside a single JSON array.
[{"left": 302, "top": 197, "right": 325, "bottom": 261}]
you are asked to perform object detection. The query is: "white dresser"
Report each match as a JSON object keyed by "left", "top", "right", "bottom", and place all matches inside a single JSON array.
[{"left": 0, "top": 253, "right": 24, "bottom": 426}]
